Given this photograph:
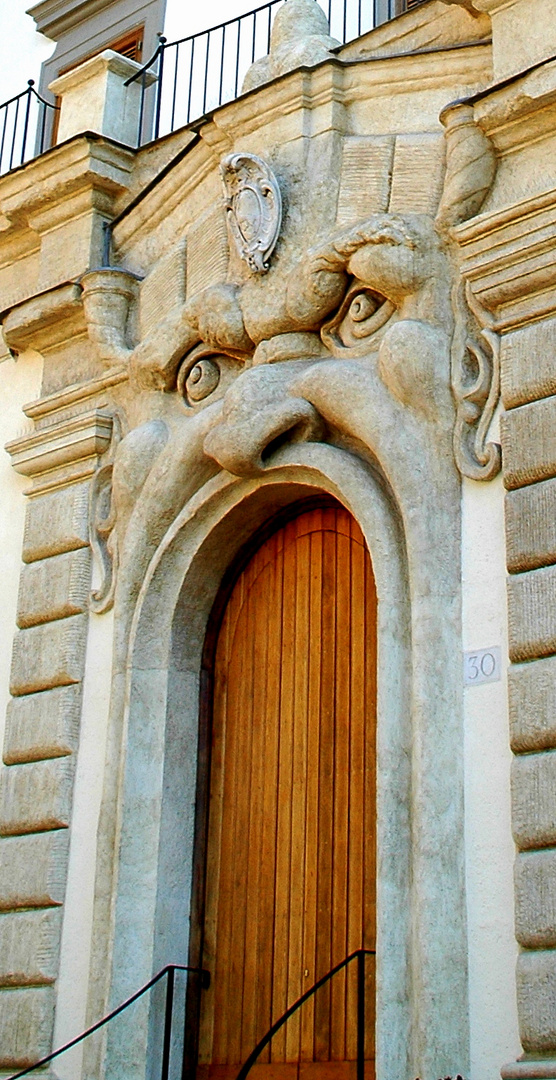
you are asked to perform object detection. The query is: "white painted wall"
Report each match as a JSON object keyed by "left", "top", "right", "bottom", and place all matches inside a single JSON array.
[
  {"left": 0, "top": 0, "right": 55, "bottom": 107},
  {"left": 53, "top": 607, "right": 114, "bottom": 1080},
  {"left": 0, "top": 346, "right": 43, "bottom": 768},
  {"left": 462, "top": 442, "right": 522, "bottom": 1076}
]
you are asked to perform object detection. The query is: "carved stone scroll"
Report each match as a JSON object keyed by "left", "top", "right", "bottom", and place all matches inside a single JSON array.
[
  {"left": 221, "top": 152, "right": 282, "bottom": 274},
  {"left": 453, "top": 283, "right": 501, "bottom": 481},
  {"left": 89, "top": 413, "right": 123, "bottom": 614}
]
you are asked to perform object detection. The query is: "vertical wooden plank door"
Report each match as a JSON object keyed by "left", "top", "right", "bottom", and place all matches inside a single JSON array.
[{"left": 197, "top": 504, "right": 377, "bottom": 1080}]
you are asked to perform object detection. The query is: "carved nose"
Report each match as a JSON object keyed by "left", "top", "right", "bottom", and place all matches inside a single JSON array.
[{"left": 204, "top": 397, "right": 323, "bottom": 477}]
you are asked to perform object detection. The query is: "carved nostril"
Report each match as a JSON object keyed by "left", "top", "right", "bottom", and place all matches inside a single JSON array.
[{"left": 261, "top": 413, "right": 323, "bottom": 463}]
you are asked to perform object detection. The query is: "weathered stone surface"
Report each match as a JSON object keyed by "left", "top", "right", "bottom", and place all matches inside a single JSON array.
[
  {"left": 3, "top": 684, "right": 82, "bottom": 765},
  {"left": 517, "top": 950, "right": 556, "bottom": 1053},
  {"left": 10, "top": 615, "right": 88, "bottom": 696},
  {"left": 0, "top": 909, "right": 62, "bottom": 986},
  {"left": 389, "top": 133, "right": 445, "bottom": 216},
  {"left": 0, "top": 985, "right": 55, "bottom": 1069},
  {"left": 17, "top": 549, "right": 91, "bottom": 629},
  {"left": 516, "top": 850, "right": 556, "bottom": 949},
  {"left": 0, "top": 832, "right": 69, "bottom": 910},
  {"left": 502, "top": 397, "right": 556, "bottom": 490},
  {"left": 186, "top": 204, "right": 229, "bottom": 299},
  {"left": 0, "top": 758, "right": 75, "bottom": 836},
  {"left": 509, "top": 656, "right": 556, "bottom": 753},
  {"left": 140, "top": 239, "right": 187, "bottom": 341},
  {"left": 336, "top": 137, "right": 394, "bottom": 225},
  {"left": 507, "top": 479, "right": 556, "bottom": 573},
  {"left": 23, "top": 481, "right": 90, "bottom": 564},
  {"left": 508, "top": 566, "right": 556, "bottom": 662},
  {"left": 501, "top": 318, "right": 556, "bottom": 410},
  {"left": 512, "top": 751, "right": 556, "bottom": 850}
]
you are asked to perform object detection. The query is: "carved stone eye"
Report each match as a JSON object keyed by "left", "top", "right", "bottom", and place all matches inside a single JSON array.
[
  {"left": 183, "top": 358, "right": 220, "bottom": 403},
  {"left": 349, "top": 293, "right": 379, "bottom": 323}
]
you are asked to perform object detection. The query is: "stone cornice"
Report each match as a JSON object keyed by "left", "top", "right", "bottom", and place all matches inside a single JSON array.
[
  {"left": 1, "top": 282, "right": 84, "bottom": 355},
  {"left": 6, "top": 408, "right": 114, "bottom": 495},
  {"left": 22, "top": 367, "right": 128, "bottom": 425},
  {"left": 0, "top": 134, "right": 134, "bottom": 231},
  {"left": 28, "top": 0, "right": 117, "bottom": 40},
  {"left": 473, "top": 58, "right": 556, "bottom": 154},
  {"left": 454, "top": 188, "right": 556, "bottom": 329}
]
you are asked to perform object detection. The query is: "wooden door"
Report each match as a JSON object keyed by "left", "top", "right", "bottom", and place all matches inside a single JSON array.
[{"left": 196, "top": 504, "right": 377, "bottom": 1080}]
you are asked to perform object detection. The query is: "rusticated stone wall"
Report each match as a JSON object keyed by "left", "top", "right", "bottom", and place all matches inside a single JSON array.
[
  {"left": 502, "top": 317, "right": 556, "bottom": 1067},
  {"left": 0, "top": 410, "right": 113, "bottom": 1071}
]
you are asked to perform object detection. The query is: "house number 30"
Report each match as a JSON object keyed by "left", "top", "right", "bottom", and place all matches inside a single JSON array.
[{"left": 464, "top": 646, "right": 502, "bottom": 686}]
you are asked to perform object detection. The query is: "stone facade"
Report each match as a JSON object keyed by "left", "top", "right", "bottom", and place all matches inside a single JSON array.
[{"left": 0, "top": 1, "right": 555, "bottom": 1079}]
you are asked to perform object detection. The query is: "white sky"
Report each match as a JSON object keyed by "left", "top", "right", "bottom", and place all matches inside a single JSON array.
[{"left": 0, "top": 0, "right": 257, "bottom": 104}]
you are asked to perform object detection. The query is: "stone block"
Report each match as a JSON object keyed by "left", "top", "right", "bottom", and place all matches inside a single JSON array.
[
  {"left": 512, "top": 751, "right": 556, "bottom": 850},
  {"left": 0, "top": 758, "right": 75, "bottom": 836},
  {"left": 507, "top": 565, "right": 556, "bottom": 662},
  {"left": 507, "top": 479, "right": 556, "bottom": 573},
  {"left": 502, "top": 396, "right": 556, "bottom": 490},
  {"left": 516, "top": 850, "right": 556, "bottom": 949},
  {"left": 3, "top": 684, "right": 82, "bottom": 765},
  {"left": 517, "top": 950, "right": 556, "bottom": 1054},
  {"left": 140, "top": 239, "right": 187, "bottom": 340},
  {"left": 10, "top": 615, "right": 88, "bottom": 696},
  {"left": 17, "top": 548, "right": 91, "bottom": 629},
  {"left": 0, "top": 909, "right": 62, "bottom": 985},
  {"left": 186, "top": 203, "right": 229, "bottom": 299},
  {"left": 509, "top": 656, "right": 556, "bottom": 753},
  {"left": 23, "top": 482, "right": 90, "bottom": 564},
  {"left": 336, "top": 136, "right": 394, "bottom": 226},
  {"left": 0, "top": 831, "right": 69, "bottom": 910},
  {"left": 501, "top": 318, "right": 556, "bottom": 409},
  {"left": 389, "top": 132, "right": 445, "bottom": 216},
  {"left": 0, "top": 985, "right": 55, "bottom": 1069}
]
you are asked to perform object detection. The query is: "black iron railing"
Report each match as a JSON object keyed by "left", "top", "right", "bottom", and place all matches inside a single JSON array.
[
  {"left": 235, "top": 949, "right": 376, "bottom": 1080},
  {"left": 126, "top": 0, "right": 422, "bottom": 146},
  {"left": 0, "top": 80, "right": 58, "bottom": 176},
  {"left": 5, "top": 964, "right": 210, "bottom": 1080},
  {"left": 0, "top": 0, "right": 424, "bottom": 176}
]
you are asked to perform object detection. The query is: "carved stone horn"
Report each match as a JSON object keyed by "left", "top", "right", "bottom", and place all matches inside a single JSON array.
[{"left": 436, "top": 102, "right": 496, "bottom": 231}]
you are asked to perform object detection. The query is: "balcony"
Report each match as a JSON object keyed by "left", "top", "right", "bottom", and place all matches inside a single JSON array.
[{"left": 0, "top": 0, "right": 425, "bottom": 177}]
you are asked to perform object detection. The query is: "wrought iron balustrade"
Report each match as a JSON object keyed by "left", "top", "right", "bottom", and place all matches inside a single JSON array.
[
  {"left": 126, "top": 0, "right": 424, "bottom": 146},
  {"left": 0, "top": 81, "right": 58, "bottom": 177},
  {"left": 0, "top": 0, "right": 424, "bottom": 177}
]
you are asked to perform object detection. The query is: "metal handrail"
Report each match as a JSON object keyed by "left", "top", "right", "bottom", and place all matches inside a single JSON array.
[
  {"left": 235, "top": 948, "right": 376, "bottom": 1080},
  {"left": 125, "top": 0, "right": 423, "bottom": 147},
  {"left": 5, "top": 963, "right": 210, "bottom": 1080},
  {"left": 0, "top": 80, "right": 58, "bottom": 176}
]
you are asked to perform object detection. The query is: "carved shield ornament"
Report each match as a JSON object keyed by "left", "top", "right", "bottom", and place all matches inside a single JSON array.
[{"left": 221, "top": 152, "right": 282, "bottom": 274}]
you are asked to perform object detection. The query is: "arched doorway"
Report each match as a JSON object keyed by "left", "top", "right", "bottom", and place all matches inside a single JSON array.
[{"left": 191, "top": 498, "right": 377, "bottom": 1080}]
